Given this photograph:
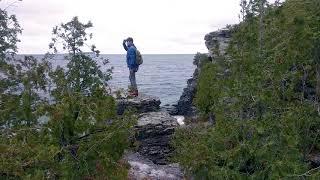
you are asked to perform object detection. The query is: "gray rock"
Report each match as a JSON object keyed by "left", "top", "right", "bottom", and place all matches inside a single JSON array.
[
  {"left": 124, "top": 151, "right": 184, "bottom": 180},
  {"left": 135, "top": 112, "right": 178, "bottom": 165},
  {"left": 160, "top": 105, "right": 178, "bottom": 115},
  {"left": 174, "top": 77, "right": 198, "bottom": 116},
  {"left": 173, "top": 54, "right": 203, "bottom": 117},
  {"left": 205, "top": 28, "right": 232, "bottom": 59},
  {"left": 173, "top": 28, "right": 232, "bottom": 118},
  {"left": 308, "top": 153, "right": 320, "bottom": 168},
  {"left": 116, "top": 94, "right": 161, "bottom": 115}
]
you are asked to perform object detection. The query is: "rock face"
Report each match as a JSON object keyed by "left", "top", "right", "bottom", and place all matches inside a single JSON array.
[
  {"left": 125, "top": 152, "right": 184, "bottom": 180},
  {"left": 120, "top": 29, "right": 233, "bottom": 179},
  {"left": 116, "top": 94, "right": 161, "bottom": 115},
  {"left": 173, "top": 53, "right": 206, "bottom": 117},
  {"left": 118, "top": 95, "right": 185, "bottom": 179},
  {"left": 204, "top": 28, "right": 231, "bottom": 58},
  {"left": 173, "top": 28, "right": 232, "bottom": 117},
  {"left": 135, "top": 112, "right": 178, "bottom": 165},
  {"left": 173, "top": 69, "right": 198, "bottom": 116}
]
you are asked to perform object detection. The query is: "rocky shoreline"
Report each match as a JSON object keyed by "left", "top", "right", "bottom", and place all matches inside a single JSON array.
[
  {"left": 171, "top": 28, "right": 232, "bottom": 119},
  {"left": 135, "top": 112, "right": 178, "bottom": 165},
  {"left": 117, "top": 94, "right": 184, "bottom": 179},
  {"left": 124, "top": 152, "right": 184, "bottom": 180},
  {"left": 118, "top": 29, "right": 233, "bottom": 179}
]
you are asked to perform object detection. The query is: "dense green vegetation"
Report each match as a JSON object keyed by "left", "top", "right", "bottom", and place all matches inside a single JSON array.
[
  {"left": 173, "top": 0, "right": 320, "bottom": 178},
  {"left": 0, "top": 8, "right": 134, "bottom": 179}
]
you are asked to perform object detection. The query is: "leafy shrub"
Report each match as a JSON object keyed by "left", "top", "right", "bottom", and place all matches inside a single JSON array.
[
  {"left": 173, "top": 0, "right": 320, "bottom": 178},
  {"left": 0, "top": 12, "right": 134, "bottom": 179}
]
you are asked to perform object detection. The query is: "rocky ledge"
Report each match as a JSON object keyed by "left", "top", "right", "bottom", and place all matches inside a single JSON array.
[
  {"left": 204, "top": 28, "right": 231, "bottom": 58},
  {"left": 116, "top": 94, "right": 161, "bottom": 115},
  {"left": 135, "top": 112, "right": 179, "bottom": 165},
  {"left": 124, "top": 152, "right": 183, "bottom": 180}
]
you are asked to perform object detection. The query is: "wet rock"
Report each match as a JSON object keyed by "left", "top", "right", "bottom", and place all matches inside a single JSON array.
[
  {"left": 160, "top": 104, "right": 178, "bottom": 115},
  {"left": 135, "top": 112, "right": 178, "bottom": 165},
  {"left": 175, "top": 76, "right": 198, "bottom": 116},
  {"left": 116, "top": 94, "right": 161, "bottom": 115},
  {"left": 124, "top": 152, "right": 184, "bottom": 180},
  {"left": 173, "top": 54, "right": 205, "bottom": 117}
]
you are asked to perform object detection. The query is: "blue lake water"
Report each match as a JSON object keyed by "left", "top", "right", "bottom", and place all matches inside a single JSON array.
[
  {"left": 107, "top": 54, "right": 195, "bottom": 105},
  {"left": 28, "top": 54, "right": 196, "bottom": 105}
]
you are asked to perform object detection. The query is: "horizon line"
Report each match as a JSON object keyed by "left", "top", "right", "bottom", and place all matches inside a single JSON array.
[{"left": 17, "top": 53, "right": 205, "bottom": 55}]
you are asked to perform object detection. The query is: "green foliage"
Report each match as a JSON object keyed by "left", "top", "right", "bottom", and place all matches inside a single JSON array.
[
  {"left": 0, "top": 12, "right": 133, "bottom": 179},
  {"left": 49, "top": 16, "right": 112, "bottom": 97},
  {"left": 0, "top": 5, "right": 46, "bottom": 128},
  {"left": 173, "top": 0, "right": 320, "bottom": 178},
  {"left": 0, "top": 56, "right": 50, "bottom": 127},
  {"left": 0, "top": 113, "right": 135, "bottom": 179},
  {"left": 193, "top": 52, "right": 211, "bottom": 67},
  {"left": 0, "top": 7, "right": 22, "bottom": 59}
]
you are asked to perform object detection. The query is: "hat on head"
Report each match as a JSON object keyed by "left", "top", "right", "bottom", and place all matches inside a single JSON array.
[{"left": 126, "top": 37, "right": 134, "bottom": 42}]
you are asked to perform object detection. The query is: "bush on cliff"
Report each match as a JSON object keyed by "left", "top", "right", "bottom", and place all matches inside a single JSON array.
[
  {"left": 0, "top": 11, "right": 133, "bottom": 179},
  {"left": 173, "top": 0, "right": 320, "bottom": 178}
]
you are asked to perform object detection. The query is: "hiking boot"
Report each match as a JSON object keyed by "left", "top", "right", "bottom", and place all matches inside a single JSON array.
[
  {"left": 128, "top": 89, "right": 138, "bottom": 97},
  {"left": 127, "top": 86, "right": 134, "bottom": 95},
  {"left": 132, "top": 90, "right": 139, "bottom": 97}
]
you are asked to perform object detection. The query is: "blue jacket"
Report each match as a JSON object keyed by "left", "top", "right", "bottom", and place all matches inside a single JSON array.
[{"left": 126, "top": 46, "right": 139, "bottom": 69}]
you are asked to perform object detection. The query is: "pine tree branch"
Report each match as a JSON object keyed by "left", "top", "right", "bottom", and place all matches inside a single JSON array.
[{"left": 288, "top": 166, "right": 320, "bottom": 177}]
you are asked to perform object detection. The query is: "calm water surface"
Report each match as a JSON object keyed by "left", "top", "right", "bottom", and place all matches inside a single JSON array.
[
  {"left": 28, "top": 54, "right": 195, "bottom": 105},
  {"left": 107, "top": 54, "right": 195, "bottom": 105}
]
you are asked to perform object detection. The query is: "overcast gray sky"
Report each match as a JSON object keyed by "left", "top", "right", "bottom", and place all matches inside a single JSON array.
[{"left": 3, "top": 0, "right": 243, "bottom": 54}]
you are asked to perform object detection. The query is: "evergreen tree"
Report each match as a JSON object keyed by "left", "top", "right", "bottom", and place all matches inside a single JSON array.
[
  {"left": 173, "top": 0, "right": 320, "bottom": 178},
  {"left": 1, "top": 12, "right": 133, "bottom": 179}
]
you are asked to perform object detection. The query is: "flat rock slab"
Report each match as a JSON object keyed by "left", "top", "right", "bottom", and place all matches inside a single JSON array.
[
  {"left": 116, "top": 94, "right": 161, "bottom": 115},
  {"left": 137, "top": 112, "right": 178, "bottom": 127},
  {"left": 135, "top": 112, "right": 179, "bottom": 165},
  {"left": 125, "top": 152, "right": 184, "bottom": 180}
]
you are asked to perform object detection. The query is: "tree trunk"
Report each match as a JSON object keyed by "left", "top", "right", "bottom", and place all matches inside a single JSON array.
[{"left": 259, "top": 0, "right": 265, "bottom": 59}]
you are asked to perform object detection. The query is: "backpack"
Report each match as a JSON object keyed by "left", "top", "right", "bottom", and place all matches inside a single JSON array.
[{"left": 135, "top": 49, "right": 143, "bottom": 65}]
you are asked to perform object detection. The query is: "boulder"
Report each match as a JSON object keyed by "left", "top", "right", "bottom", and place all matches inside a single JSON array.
[
  {"left": 116, "top": 94, "right": 161, "bottom": 115},
  {"left": 135, "top": 112, "right": 178, "bottom": 165}
]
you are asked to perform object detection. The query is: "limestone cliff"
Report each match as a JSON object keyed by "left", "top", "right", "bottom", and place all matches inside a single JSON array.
[
  {"left": 174, "top": 28, "right": 232, "bottom": 117},
  {"left": 204, "top": 28, "right": 231, "bottom": 59}
]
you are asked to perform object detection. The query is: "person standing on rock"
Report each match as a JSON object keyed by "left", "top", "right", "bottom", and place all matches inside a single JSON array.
[{"left": 122, "top": 37, "right": 141, "bottom": 97}]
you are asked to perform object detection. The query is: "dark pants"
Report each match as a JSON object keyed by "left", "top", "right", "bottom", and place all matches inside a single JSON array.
[{"left": 129, "top": 68, "right": 138, "bottom": 90}]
